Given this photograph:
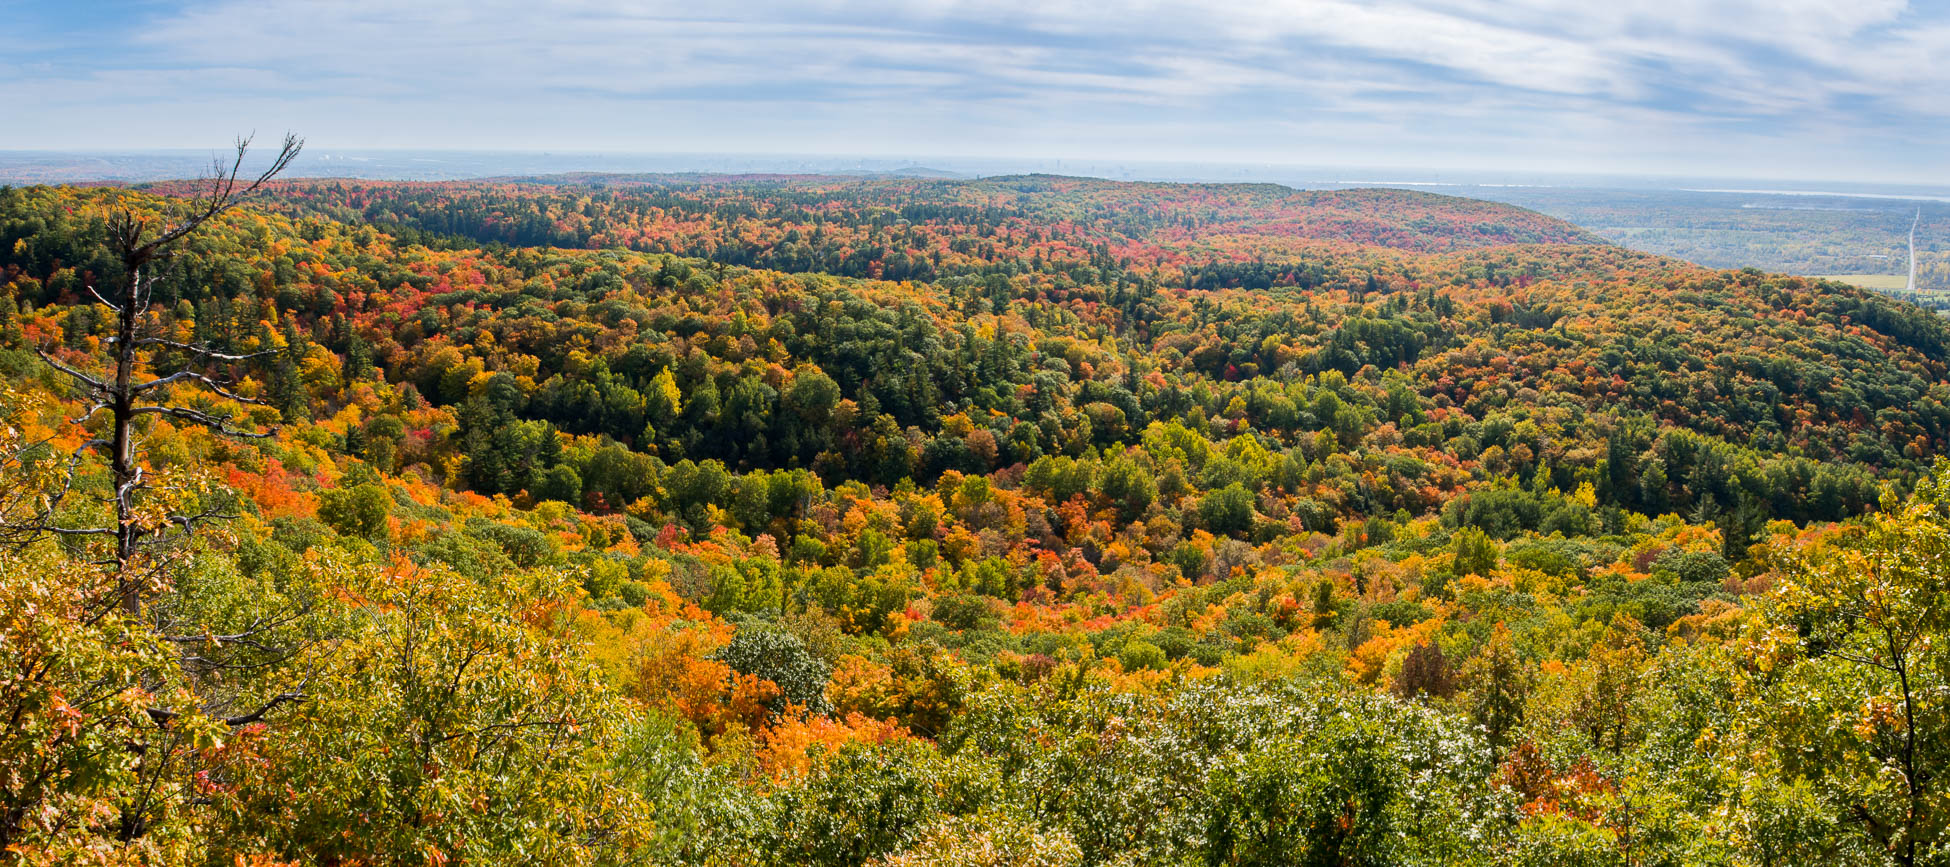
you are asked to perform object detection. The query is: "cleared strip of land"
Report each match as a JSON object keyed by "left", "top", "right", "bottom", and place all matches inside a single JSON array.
[{"left": 1811, "top": 273, "right": 1911, "bottom": 290}]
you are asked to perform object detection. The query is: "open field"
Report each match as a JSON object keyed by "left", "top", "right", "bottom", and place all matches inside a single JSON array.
[
  {"left": 1422, "top": 186, "right": 1949, "bottom": 296},
  {"left": 1811, "top": 273, "right": 1910, "bottom": 289}
]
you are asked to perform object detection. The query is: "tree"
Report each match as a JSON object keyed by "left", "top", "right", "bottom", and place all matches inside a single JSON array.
[
  {"left": 716, "top": 622, "right": 833, "bottom": 716},
  {"left": 198, "top": 560, "right": 663, "bottom": 863},
  {"left": 1452, "top": 527, "right": 1497, "bottom": 578},
  {"left": 1462, "top": 623, "right": 1528, "bottom": 759},
  {"left": 0, "top": 542, "right": 178, "bottom": 857},
  {"left": 8, "top": 133, "right": 303, "bottom": 614},
  {"left": 317, "top": 483, "right": 392, "bottom": 541},
  {"left": 537, "top": 463, "right": 584, "bottom": 505},
  {"left": 1756, "top": 463, "right": 1950, "bottom": 866},
  {"left": 1572, "top": 613, "right": 1646, "bottom": 754},
  {"left": 1393, "top": 640, "right": 1455, "bottom": 701},
  {"left": 1199, "top": 482, "right": 1255, "bottom": 536},
  {"left": 0, "top": 134, "right": 307, "bottom": 848},
  {"left": 761, "top": 741, "right": 942, "bottom": 867}
]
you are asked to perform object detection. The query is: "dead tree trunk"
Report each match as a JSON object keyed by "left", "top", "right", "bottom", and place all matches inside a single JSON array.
[{"left": 28, "top": 133, "right": 303, "bottom": 617}]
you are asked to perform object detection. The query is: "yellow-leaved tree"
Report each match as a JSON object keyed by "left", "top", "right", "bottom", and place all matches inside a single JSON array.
[{"left": 1746, "top": 461, "right": 1950, "bottom": 867}]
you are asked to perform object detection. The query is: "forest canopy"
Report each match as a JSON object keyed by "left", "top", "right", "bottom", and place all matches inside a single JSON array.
[{"left": 2, "top": 175, "right": 1947, "bottom": 865}]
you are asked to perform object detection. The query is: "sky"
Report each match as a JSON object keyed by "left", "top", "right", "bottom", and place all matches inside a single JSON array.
[{"left": 2, "top": 0, "right": 1947, "bottom": 183}]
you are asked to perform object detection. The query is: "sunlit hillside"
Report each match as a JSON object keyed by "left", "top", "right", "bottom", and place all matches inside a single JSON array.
[{"left": 3, "top": 174, "right": 1947, "bottom": 863}]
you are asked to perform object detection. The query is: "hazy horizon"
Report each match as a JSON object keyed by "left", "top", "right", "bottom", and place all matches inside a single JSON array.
[{"left": 7, "top": 147, "right": 1950, "bottom": 201}]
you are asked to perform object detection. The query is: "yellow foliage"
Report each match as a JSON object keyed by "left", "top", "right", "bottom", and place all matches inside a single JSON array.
[{"left": 1225, "top": 630, "right": 1326, "bottom": 683}]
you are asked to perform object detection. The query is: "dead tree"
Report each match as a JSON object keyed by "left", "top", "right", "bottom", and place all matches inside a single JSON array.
[
  {"left": 16, "top": 133, "right": 302, "bottom": 616},
  {"left": 0, "top": 135, "right": 312, "bottom": 843}
]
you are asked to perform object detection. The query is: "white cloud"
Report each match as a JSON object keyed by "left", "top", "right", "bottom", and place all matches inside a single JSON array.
[{"left": 1, "top": 0, "right": 1944, "bottom": 179}]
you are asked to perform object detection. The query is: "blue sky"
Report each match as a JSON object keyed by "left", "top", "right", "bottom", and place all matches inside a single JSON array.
[{"left": 3, "top": 0, "right": 1947, "bottom": 182}]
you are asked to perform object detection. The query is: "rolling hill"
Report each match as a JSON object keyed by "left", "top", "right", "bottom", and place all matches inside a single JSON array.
[{"left": 2, "top": 177, "right": 1946, "bottom": 864}]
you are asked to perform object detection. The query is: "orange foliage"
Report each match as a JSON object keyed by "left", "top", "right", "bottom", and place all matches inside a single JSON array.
[{"left": 753, "top": 712, "right": 908, "bottom": 779}]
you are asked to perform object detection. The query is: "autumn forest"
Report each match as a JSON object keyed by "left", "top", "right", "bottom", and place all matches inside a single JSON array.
[{"left": 2, "top": 153, "right": 1948, "bottom": 865}]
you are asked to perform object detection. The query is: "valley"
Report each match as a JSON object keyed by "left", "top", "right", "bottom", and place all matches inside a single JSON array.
[
  {"left": 3, "top": 172, "right": 1948, "bottom": 863},
  {"left": 7, "top": 0, "right": 1947, "bottom": 860}
]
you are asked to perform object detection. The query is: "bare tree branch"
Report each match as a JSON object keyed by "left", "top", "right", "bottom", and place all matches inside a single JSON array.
[
  {"left": 219, "top": 691, "right": 307, "bottom": 728},
  {"left": 133, "top": 337, "right": 280, "bottom": 363},
  {"left": 132, "top": 370, "right": 267, "bottom": 406},
  {"left": 128, "top": 405, "right": 278, "bottom": 439},
  {"left": 86, "top": 284, "right": 123, "bottom": 313},
  {"left": 70, "top": 400, "right": 114, "bottom": 427},
  {"left": 34, "top": 348, "right": 110, "bottom": 393},
  {"left": 128, "top": 134, "right": 302, "bottom": 265}
]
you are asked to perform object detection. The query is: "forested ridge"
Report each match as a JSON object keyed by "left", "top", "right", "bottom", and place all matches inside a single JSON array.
[
  {"left": 2, "top": 177, "right": 1948, "bottom": 865},
  {"left": 218, "top": 174, "right": 1603, "bottom": 286}
]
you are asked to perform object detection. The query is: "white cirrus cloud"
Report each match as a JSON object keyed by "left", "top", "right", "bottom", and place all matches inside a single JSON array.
[{"left": 0, "top": 0, "right": 1942, "bottom": 179}]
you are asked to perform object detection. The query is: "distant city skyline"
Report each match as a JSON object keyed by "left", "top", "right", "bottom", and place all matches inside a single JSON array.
[{"left": 4, "top": 0, "right": 1946, "bottom": 184}]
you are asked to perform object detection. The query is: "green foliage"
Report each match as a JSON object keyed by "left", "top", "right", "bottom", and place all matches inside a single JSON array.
[
  {"left": 1651, "top": 549, "right": 1729, "bottom": 585},
  {"left": 1199, "top": 482, "right": 1256, "bottom": 536},
  {"left": 1462, "top": 623, "right": 1528, "bottom": 758},
  {"left": 418, "top": 530, "right": 518, "bottom": 580},
  {"left": 201, "top": 562, "right": 662, "bottom": 863},
  {"left": 1452, "top": 526, "right": 1498, "bottom": 577},
  {"left": 940, "top": 678, "right": 1498, "bottom": 865},
  {"left": 1117, "top": 640, "right": 1168, "bottom": 672},
  {"left": 1755, "top": 461, "right": 1950, "bottom": 865},
  {"left": 759, "top": 741, "right": 944, "bottom": 867},
  {"left": 0, "top": 547, "right": 184, "bottom": 859},
  {"left": 932, "top": 592, "right": 1000, "bottom": 632},
  {"left": 878, "top": 809, "right": 1082, "bottom": 867},
  {"left": 466, "top": 518, "right": 557, "bottom": 569},
  {"left": 8, "top": 177, "right": 1950, "bottom": 866},
  {"left": 715, "top": 622, "right": 833, "bottom": 716},
  {"left": 317, "top": 483, "right": 392, "bottom": 541}
]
